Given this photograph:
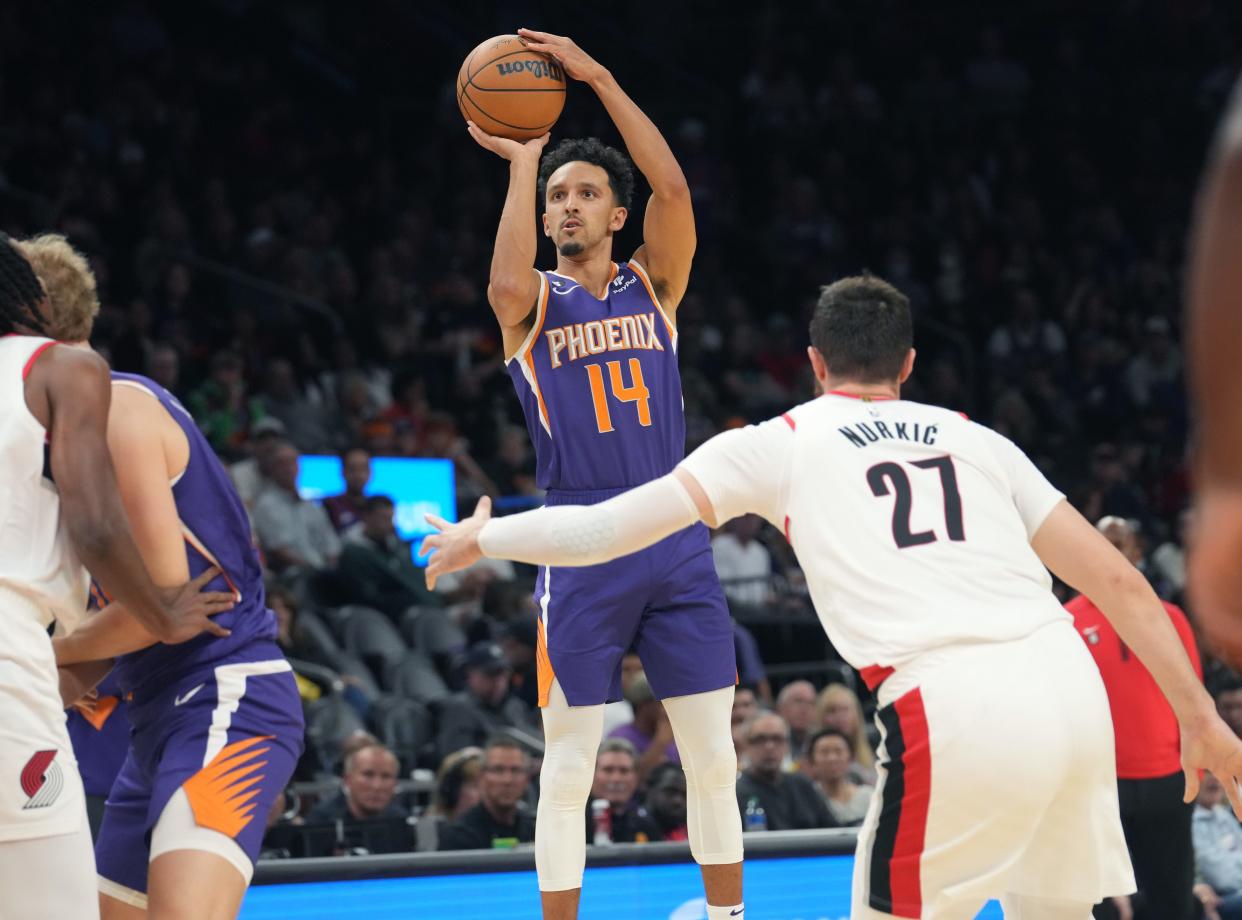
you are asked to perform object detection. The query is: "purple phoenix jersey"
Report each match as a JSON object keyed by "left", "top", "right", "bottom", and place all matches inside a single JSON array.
[
  {"left": 95, "top": 374, "right": 301, "bottom": 901},
  {"left": 108, "top": 372, "right": 276, "bottom": 697},
  {"left": 504, "top": 261, "right": 735, "bottom": 708},
  {"left": 506, "top": 262, "right": 684, "bottom": 491}
]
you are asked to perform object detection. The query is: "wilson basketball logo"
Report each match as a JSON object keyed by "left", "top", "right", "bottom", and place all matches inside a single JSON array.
[
  {"left": 20, "top": 750, "right": 63, "bottom": 810},
  {"left": 494, "top": 59, "right": 564, "bottom": 81}
]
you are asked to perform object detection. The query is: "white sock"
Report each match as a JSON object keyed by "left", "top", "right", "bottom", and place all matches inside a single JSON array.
[{"left": 706, "top": 904, "right": 744, "bottom": 919}]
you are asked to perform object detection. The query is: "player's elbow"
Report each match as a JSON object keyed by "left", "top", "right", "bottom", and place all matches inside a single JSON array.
[{"left": 487, "top": 281, "right": 536, "bottom": 327}]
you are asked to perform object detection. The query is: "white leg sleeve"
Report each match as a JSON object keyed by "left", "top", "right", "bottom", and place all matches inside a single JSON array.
[
  {"left": 1000, "top": 893, "right": 1095, "bottom": 920},
  {"left": 536, "top": 679, "right": 604, "bottom": 892},
  {"left": 663, "top": 685, "right": 744, "bottom": 865}
]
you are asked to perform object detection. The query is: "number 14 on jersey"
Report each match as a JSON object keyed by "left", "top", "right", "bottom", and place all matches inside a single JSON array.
[{"left": 587, "top": 359, "right": 652, "bottom": 433}]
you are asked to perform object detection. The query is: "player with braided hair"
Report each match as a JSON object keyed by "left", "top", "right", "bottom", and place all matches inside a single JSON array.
[{"left": 0, "top": 235, "right": 231, "bottom": 919}]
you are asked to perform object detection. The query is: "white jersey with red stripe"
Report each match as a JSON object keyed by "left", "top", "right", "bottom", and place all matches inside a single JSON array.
[
  {"left": 679, "top": 391, "right": 1072, "bottom": 681},
  {"left": 0, "top": 335, "right": 89, "bottom": 842}
]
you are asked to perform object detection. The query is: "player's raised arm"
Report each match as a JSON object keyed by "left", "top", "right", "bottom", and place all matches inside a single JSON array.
[
  {"left": 26, "top": 347, "right": 232, "bottom": 644},
  {"left": 518, "top": 28, "right": 695, "bottom": 312},
  {"left": 468, "top": 122, "right": 550, "bottom": 355},
  {"left": 1031, "top": 500, "right": 1242, "bottom": 813}
]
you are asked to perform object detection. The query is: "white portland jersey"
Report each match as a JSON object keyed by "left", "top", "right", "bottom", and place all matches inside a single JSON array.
[
  {"left": 0, "top": 335, "right": 89, "bottom": 629},
  {"left": 680, "top": 392, "right": 1070, "bottom": 681},
  {"left": 0, "top": 335, "right": 90, "bottom": 841}
]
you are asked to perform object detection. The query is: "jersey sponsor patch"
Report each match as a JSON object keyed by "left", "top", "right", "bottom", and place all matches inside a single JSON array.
[{"left": 20, "top": 749, "right": 64, "bottom": 809}]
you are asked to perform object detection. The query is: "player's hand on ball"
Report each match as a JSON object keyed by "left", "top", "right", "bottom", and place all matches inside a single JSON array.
[
  {"left": 1180, "top": 713, "right": 1242, "bottom": 819},
  {"left": 517, "top": 29, "right": 606, "bottom": 83},
  {"left": 423, "top": 496, "right": 493, "bottom": 590},
  {"left": 466, "top": 121, "right": 549, "bottom": 162}
]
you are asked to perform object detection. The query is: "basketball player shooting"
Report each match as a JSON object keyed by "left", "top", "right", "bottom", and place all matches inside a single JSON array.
[
  {"left": 1187, "top": 74, "right": 1242, "bottom": 666},
  {"left": 427, "top": 275, "right": 1242, "bottom": 919},
  {"left": 467, "top": 28, "right": 744, "bottom": 920}
]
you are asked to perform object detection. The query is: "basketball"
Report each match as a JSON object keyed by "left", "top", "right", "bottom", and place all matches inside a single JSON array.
[{"left": 457, "top": 34, "right": 566, "bottom": 141}]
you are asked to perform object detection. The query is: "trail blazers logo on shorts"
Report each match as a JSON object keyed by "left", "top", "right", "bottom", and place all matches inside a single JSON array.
[{"left": 20, "top": 750, "right": 64, "bottom": 810}]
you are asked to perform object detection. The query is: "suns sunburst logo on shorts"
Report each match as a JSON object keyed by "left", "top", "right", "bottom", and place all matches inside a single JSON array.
[{"left": 20, "top": 750, "right": 63, "bottom": 810}]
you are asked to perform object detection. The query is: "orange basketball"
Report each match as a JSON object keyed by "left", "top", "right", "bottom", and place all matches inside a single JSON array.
[{"left": 457, "top": 34, "right": 566, "bottom": 141}]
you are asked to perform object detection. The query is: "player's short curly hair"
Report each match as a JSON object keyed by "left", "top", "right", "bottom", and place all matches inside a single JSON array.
[
  {"left": 809, "top": 273, "right": 913, "bottom": 384},
  {"left": 538, "top": 137, "right": 634, "bottom": 210},
  {"left": 14, "top": 234, "right": 99, "bottom": 342}
]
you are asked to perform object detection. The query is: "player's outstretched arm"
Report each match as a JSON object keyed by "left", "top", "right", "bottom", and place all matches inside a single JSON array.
[
  {"left": 518, "top": 29, "right": 695, "bottom": 311},
  {"left": 27, "top": 347, "right": 232, "bottom": 644},
  {"left": 421, "top": 468, "right": 710, "bottom": 588},
  {"left": 1032, "top": 500, "right": 1242, "bottom": 815},
  {"left": 468, "top": 124, "right": 549, "bottom": 354},
  {"left": 1186, "top": 75, "right": 1242, "bottom": 664}
]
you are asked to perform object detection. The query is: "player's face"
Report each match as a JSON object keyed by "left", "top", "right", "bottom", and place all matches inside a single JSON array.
[
  {"left": 543, "top": 161, "right": 626, "bottom": 257},
  {"left": 481, "top": 748, "right": 528, "bottom": 808},
  {"left": 592, "top": 752, "right": 638, "bottom": 805}
]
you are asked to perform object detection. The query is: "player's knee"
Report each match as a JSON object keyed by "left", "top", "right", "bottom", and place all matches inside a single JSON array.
[
  {"left": 540, "top": 746, "right": 595, "bottom": 805},
  {"left": 686, "top": 738, "right": 737, "bottom": 790}
]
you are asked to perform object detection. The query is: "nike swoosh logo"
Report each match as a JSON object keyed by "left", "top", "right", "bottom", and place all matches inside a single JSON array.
[
  {"left": 730, "top": 910, "right": 744, "bottom": 917},
  {"left": 174, "top": 683, "right": 206, "bottom": 707}
]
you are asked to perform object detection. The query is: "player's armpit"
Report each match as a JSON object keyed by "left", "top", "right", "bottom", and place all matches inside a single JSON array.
[{"left": 632, "top": 182, "right": 696, "bottom": 313}]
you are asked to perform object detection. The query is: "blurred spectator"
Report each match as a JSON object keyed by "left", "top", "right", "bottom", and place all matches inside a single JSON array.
[
  {"left": 438, "top": 736, "right": 535, "bottom": 850},
  {"left": 987, "top": 288, "right": 1066, "bottom": 379},
  {"left": 432, "top": 747, "right": 483, "bottom": 821},
  {"left": 1067, "top": 516, "right": 1200, "bottom": 920},
  {"left": 731, "top": 685, "right": 760, "bottom": 765},
  {"left": 711, "top": 515, "right": 774, "bottom": 609},
  {"left": 584, "top": 739, "right": 662, "bottom": 844},
  {"left": 436, "top": 642, "right": 535, "bottom": 762},
  {"left": 776, "top": 680, "right": 817, "bottom": 764},
  {"left": 644, "top": 762, "right": 688, "bottom": 842},
  {"left": 733, "top": 622, "right": 771, "bottom": 704},
  {"left": 1217, "top": 678, "right": 1242, "bottom": 738},
  {"left": 1125, "top": 317, "right": 1183, "bottom": 409},
  {"left": 805, "top": 728, "right": 874, "bottom": 826},
  {"left": 498, "top": 617, "right": 540, "bottom": 711},
  {"left": 1192, "top": 772, "right": 1242, "bottom": 920},
  {"left": 304, "top": 743, "right": 409, "bottom": 855},
  {"left": 1150, "top": 508, "right": 1191, "bottom": 601},
  {"left": 323, "top": 446, "right": 372, "bottom": 534},
  {"left": 252, "top": 440, "right": 342, "bottom": 572},
  {"left": 228, "top": 416, "right": 286, "bottom": 511},
  {"left": 188, "top": 350, "right": 262, "bottom": 458},
  {"left": 147, "top": 343, "right": 180, "bottom": 394},
  {"left": 257, "top": 358, "right": 334, "bottom": 453},
  {"left": 607, "top": 673, "right": 679, "bottom": 782},
  {"left": 338, "top": 495, "right": 437, "bottom": 618},
  {"left": 815, "top": 684, "right": 877, "bottom": 784},
  {"left": 601, "top": 652, "right": 644, "bottom": 737},
  {"left": 735, "top": 713, "right": 835, "bottom": 831}
]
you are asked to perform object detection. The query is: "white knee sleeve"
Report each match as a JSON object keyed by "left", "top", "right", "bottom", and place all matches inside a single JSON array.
[
  {"left": 536, "top": 680, "right": 604, "bottom": 891},
  {"left": 663, "top": 685, "right": 743, "bottom": 865}
]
